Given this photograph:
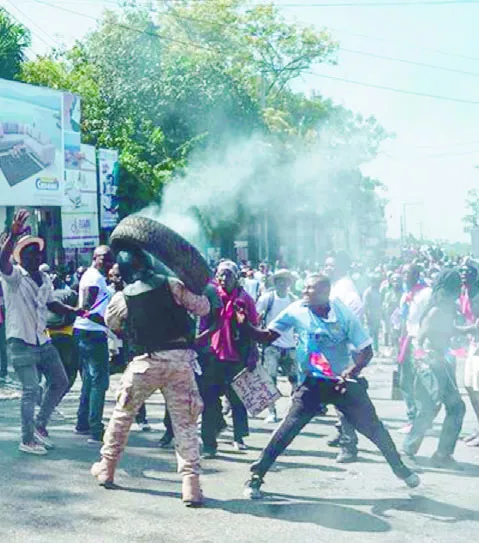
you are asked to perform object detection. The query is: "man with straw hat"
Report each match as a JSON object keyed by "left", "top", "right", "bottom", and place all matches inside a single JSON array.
[
  {"left": 0, "top": 209, "right": 84, "bottom": 455},
  {"left": 256, "top": 268, "right": 297, "bottom": 423}
]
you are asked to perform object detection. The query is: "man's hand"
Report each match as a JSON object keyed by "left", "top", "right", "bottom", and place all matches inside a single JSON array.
[
  {"left": 11, "top": 209, "right": 30, "bottom": 236},
  {"left": 341, "top": 366, "right": 360, "bottom": 381},
  {"left": 75, "top": 308, "right": 87, "bottom": 318},
  {"left": 234, "top": 301, "right": 247, "bottom": 325}
]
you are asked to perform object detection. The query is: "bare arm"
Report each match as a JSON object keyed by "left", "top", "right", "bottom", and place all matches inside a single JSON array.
[
  {"left": 105, "top": 292, "right": 128, "bottom": 334},
  {"left": 47, "top": 300, "right": 83, "bottom": 318},
  {"left": 169, "top": 279, "right": 210, "bottom": 317},
  {"left": 195, "top": 306, "right": 221, "bottom": 344},
  {"left": 81, "top": 286, "right": 106, "bottom": 326},
  {"left": 343, "top": 345, "right": 374, "bottom": 379},
  {"left": 0, "top": 209, "right": 30, "bottom": 276}
]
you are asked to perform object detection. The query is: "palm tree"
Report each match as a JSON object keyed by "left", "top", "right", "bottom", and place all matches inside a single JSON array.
[{"left": 0, "top": 8, "right": 31, "bottom": 81}]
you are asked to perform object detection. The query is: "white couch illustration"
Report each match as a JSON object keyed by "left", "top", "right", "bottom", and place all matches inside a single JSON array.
[{"left": 0, "top": 121, "right": 56, "bottom": 166}]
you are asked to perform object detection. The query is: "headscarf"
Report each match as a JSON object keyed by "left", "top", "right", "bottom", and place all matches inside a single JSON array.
[{"left": 216, "top": 260, "right": 240, "bottom": 281}]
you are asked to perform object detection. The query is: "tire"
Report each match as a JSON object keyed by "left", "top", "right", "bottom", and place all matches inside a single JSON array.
[{"left": 109, "top": 215, "right": 211, "bottom": 294}]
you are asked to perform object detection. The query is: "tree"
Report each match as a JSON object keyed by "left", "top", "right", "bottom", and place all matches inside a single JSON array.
[
  {"left": 18, "top": 0, "right": 389, "bottom": 259},
  {"left": 0, "top": 8, "right": 31, "bottom": 80},
  {"left": 463, "top": 188, "right": 479, "bottom": 233}
]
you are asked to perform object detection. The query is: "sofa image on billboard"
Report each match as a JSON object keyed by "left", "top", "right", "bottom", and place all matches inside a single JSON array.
[{"left": 0, "top": 122, "right": 56, "bottom": 187}]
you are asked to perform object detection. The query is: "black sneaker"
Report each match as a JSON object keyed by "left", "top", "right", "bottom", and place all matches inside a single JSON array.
[
  {"left": 73, "top": 427, "right": 90, "bottom": 436},
  {"left": 243, "top": 474, "right": 264, "bottom": 499},
  {"left": 336, "top": 448, "right": 358, "bottom": 463},
  {"left": 202, "top": 447, "right": 217, "bottom": 459},
  {"left": 327, "top": 435, "right": 341, "bottom": 448},
  {"left": 158, "top": 432, "right": 174, "bottom": 448}
]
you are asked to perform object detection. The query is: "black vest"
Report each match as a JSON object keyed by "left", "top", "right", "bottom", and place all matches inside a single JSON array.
[{"left": 123, "top": 274, "right": 194, "bottom": 354}]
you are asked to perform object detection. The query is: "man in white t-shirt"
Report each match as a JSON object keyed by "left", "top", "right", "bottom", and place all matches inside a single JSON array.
[
  {"left": 243, "top": 269, "right": 261, "bottom": 301},
  {"left": 256, "top": 269, "right": 297, "bottom": 423},
  {"left": 324, "top": 251, "right": 365, "bottom": 463},
  {"left": 74, "top": 245, "right": 114, "bottom": 444}
]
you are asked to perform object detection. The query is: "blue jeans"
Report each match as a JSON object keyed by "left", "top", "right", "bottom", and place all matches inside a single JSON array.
[
  {"left": 8, "top": 340, "right": 68, "bottom": 443},
  {"left": 75, "top": 330, "right": 109, "bottom": 439},
  {"left": 403, "top": 358, "right": 465, "bottom": 457}
]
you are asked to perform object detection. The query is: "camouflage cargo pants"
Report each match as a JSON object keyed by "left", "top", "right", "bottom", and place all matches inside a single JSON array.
[{"left": 101, "top": 350, "right": 203, "bottom": 476}]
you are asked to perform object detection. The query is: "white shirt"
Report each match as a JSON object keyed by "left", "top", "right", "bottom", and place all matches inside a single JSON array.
[
  {"left": 257, "top": 291, "right": 296, "bottom": 349},
  {"left": 243, "top": 277, "right": 260, "bottom": 300},
  {"left": 0, "top": 266, "right": 54, "bottom": 345},
  {"left": 74, "top": 267, "right": 110, "bottom": 333},
  {"left": 330, "top": 276, "right": 364, "bottom": 319},
  {"left": 400, "top": 287, "right": 432, "bottom": 338}
]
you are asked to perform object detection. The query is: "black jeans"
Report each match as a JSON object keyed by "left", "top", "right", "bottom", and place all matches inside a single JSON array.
[
  {"left": 403, "top": 359, "right": 465, "bottom": 457},
  {"left": 250, "top": 377, "right": 411, "bottom": 480},
  {"left": 136, "top": 403, "right": 148, "bottom": 425},
  {"left": 50, "top": 334, "right": 79, "bottom": 396},
  {"left": 202, "top": 357, "right": 249, "bottom": 451}
]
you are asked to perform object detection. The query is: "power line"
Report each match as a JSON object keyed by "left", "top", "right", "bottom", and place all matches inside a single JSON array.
[
  {"left": 30, "top": 0, "right": 479, "bottom": 105},
  {"left": 4, "top": 0, "right": 59, "bottom": 50},
  {"left": 381, "top": 148, "right": 479, "bottom": 160},
  {"left": 159, "top": 0, "right": 479, "bottom": 5},
  {"left": 101, "top": 2, "right": 479, "bottom": 74},
  {"left": 165, "top": 8, "right": 479, "bottom": 76},
  {"left": 33, "top": 0, "right": 222, "bottom": 53},
  {"left": 308, "top": 72, "right": 479, "bottom": 104},
  {"left": 44, "top": 0, "right": 479, "bottom": 66},
  {"left": 341, "top": 48, "right": 479, "bottom": 77},
  {"left": 329, "top": 26, "right": 479, "bottom": 63}
]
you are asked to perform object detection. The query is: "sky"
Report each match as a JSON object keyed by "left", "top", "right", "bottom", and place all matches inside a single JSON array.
[{"left": 2, "top": 0, "right": 479, "bottom": 242}]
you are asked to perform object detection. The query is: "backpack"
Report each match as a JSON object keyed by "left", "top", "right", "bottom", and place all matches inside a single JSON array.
[{"left": 260, "top": 290, "right": 296, "bottom": 327}]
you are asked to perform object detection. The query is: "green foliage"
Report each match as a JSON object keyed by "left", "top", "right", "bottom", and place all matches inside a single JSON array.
[
  {"left": 463, "top": 188, "right": 479, "bottom": 233},
  {"left": 0, "top": 8, "right": 31, "bottom": 80},
  {"left": 17, "top": 0, "right": 388, "bottom": 249}
]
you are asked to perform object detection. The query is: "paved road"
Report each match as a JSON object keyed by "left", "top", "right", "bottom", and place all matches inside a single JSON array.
[{"left": 0, "top": 357, "right": 478, "bottom": 543}]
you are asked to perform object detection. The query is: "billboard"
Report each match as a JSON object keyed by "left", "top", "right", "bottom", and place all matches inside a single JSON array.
[
  {"left": 0, "top": 79, "right": 64, "bottom": 206},
  {"left": 99, "top": 148, "right": 120, "bottom": 229},
  {"left": 61, "top": 144, "right": 99, "bottom": 249}
]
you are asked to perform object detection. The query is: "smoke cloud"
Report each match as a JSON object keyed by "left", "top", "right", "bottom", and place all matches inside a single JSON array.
[{"left": 139, "top": 109, "right": 384, "bottom": 262}]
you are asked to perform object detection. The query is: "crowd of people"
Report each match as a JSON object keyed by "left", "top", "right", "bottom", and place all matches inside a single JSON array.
[{"left": 1, "top": 209, "right": 479, "bottom": 507}]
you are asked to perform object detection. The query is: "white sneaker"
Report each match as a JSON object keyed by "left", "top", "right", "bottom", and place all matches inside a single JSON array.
[
  {"left": 34, "top": 429, "right": 54, "bottom": 450},
  {"left": 233, "top": 441, "right": 248, "bottom": 451},
  {"left": 264, "top": 413, "right": 278, "bottom": 424},
  {"left": 19, "top": 442, "right": 48, "bottom": 455}
]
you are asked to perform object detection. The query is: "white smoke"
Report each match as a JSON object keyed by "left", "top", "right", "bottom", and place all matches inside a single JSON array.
[{"left": 138, "top": 109, "right": 385, "bottom": 260}]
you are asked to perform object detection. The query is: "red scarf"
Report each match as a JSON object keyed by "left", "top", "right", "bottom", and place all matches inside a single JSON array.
[
  {"left": 460, "top": 286, "right": 474, "bottom": 325},
  {"left": 211, "top": 286, "right": 242, "bottom": 362}
]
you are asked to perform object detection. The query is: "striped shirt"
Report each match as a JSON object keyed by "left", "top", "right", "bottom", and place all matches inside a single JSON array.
[{"left": 0, "top": 266, "right": 54, "bottom": 346}]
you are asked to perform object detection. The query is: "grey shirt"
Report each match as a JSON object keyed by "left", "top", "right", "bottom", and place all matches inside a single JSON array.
[{"left": 0, "top": 266, "right": 54, "bottom": 346}]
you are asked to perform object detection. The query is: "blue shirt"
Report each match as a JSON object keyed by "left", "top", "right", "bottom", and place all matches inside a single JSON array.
[{"left": 268, "top": 299, "right": 372, "bottom": 383}]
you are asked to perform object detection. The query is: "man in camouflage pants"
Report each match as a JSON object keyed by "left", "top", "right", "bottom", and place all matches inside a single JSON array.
[{"left": 91, "top": 249, "right": 210, "bottom": 507}]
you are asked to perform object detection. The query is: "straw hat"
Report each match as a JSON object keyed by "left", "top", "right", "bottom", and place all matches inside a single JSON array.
[
  {"left": 13, "top": 235, "right": 45, "bottom": 264},
  {"left": 272, "top": 268, "right": 293, "bottom": 282}
]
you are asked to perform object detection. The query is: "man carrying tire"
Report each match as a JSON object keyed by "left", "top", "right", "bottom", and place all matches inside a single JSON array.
[{"left": 91, "top": 247, "right": 210, "bottom": 507}]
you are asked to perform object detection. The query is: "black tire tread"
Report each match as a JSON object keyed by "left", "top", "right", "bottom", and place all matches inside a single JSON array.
[{"left": 109, "top": 216, "right": 211, "bottom": 294}]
